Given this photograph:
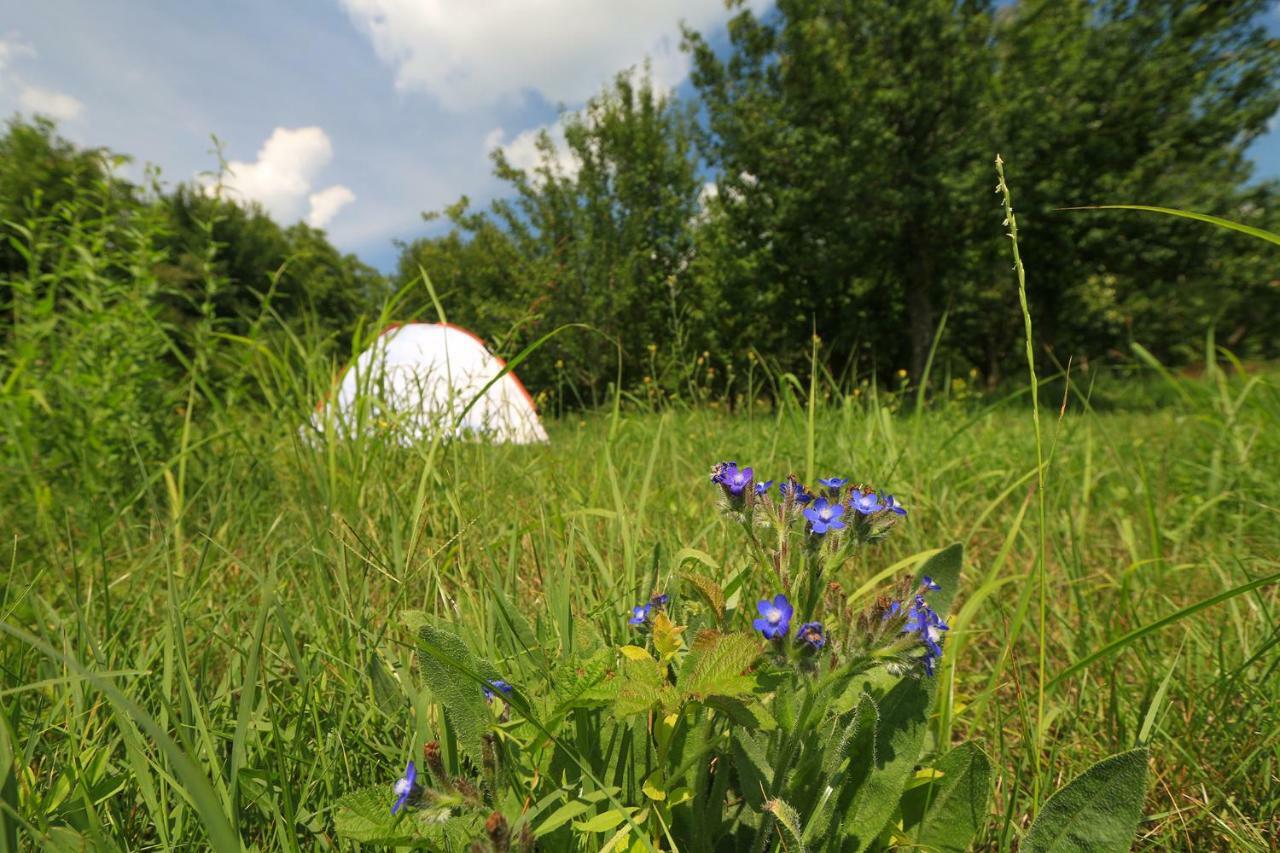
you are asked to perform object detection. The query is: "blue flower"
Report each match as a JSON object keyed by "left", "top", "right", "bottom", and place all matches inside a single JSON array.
[
  {"left": 753, "top": 593, "right": 794, "bottom": 639},
  {"left": 850, "top": 490, "right": 885, "bottom": 515},
  {"left": 713, "top": 462, "right": 754, "bottom": 496},
  {"left": 818, "top": 477, "right": 847, "bottom": 490},
  {"left": 650, "top": 593, "right": 670, "bottom": 608},
  {"left": 391, "top": 760, "right": 416, "bottom": 815},
  {"left": 796, "top": 621, "right": 826, "bottom": 650},
  {"left": 483, "top": 679, "right": 514, "bottom": 702},
  {"left": 802, "top": 497, "right": 847, "bottom": 535},
  {"left": 883, "top": 494, "right": 908, "bottom": 516},
  {"left": 920, "top": 575, "right": 940, "bottom": 591},
  {"left": 779, "top": 481, "right": 813, "bottom": 505},
  {"left": 754, "top": 479, "right": 775, "bottom": 496},
  {"left": 901, "top": 598, "right": 949, "bottom": 675},
  {"left": 882, "top": 600, "right": 902, "bottom": 620},
  {"left": 628, "top": 603, "right": 651, "bottom": 625}
]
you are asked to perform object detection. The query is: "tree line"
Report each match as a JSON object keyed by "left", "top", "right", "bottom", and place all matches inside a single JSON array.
[
  {"left": 3, "top": 0, "right": 1278, "bottom": 415},
  {"left": 399, "top": 0, "right": 1279, "bottom": 402}
]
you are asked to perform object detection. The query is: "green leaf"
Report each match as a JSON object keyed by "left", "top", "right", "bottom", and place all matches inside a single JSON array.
[
  {"left": 414, "top": 622, "right": 490, "bottom": 767},
  {"left": 916, "top": 543, "right": 963, "bottom": 619},
  {"left": 678, "top": 631, "right": 760, "bottom": 701},
  {"left": 614, "top": 647, "right": 667, "bottom": 716},
  {"left": 730, "top": 729, "right": 773, "bottom": 812},
  {"left": 1023, "top": 748, "right": 1149, "bottom": 853},
  {"left": 764, "top": 798, "right": 808, "bottom": 853},
  {"left": 1061, "top": 204, "right": 1280, "bottom": 247},
  {"left": 652, "top": 611, "right": 686, "bottom": 660},
  {"left": 574, "top": 807, "right": 637, "bottom": 833},
  {"left": 681, "top": 571, "right": 726, "bottom": 623},
  {"left": 536, "top": 799, "right": 593, "bottom": 837},
  {"left": 705, "top": 695, "right": 777, "bottom": 731},
  {"left": 841, "top": 677, "right": 935, "bottom": 851},
  {"left": 552, "top": 646, "right": 618, "bottom": 711},
  {"left": 334, "top": 785, "right": 484, "bottom": 846},
  {"left": 906, "top": 742, "right": 992, "bottom": 852}
]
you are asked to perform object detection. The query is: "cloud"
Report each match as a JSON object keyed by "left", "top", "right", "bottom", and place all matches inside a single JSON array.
[
  {"left": 307, "top": 184, "right": 356, "bottom": 228},
  {"left": 209, "top": 126, "right": 354, "bottom": 226},
  {"left": 487, "top": 119, "right": 579, "bottom": 179},
  {"left": 18, "top": 84, "right": 84, "bottom": 120},
  {"left": 340, "top": 0, "right": 767, "bottom": 110},
  {"left": 1, "top": 35, "right": 83, "bottom": 121},
  {"left": 0, "top": 35, "right": 35, "bottom": 73}
]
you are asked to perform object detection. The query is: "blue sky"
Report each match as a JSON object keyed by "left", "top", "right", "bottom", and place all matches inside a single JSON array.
[{"left": 1, "top": 1, "right": 1276, "bottom": 272}]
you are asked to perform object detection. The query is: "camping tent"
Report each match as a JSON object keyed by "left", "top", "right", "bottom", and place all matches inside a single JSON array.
[{"left": 312, "top": 323, "right": 548, "bottom": 444}]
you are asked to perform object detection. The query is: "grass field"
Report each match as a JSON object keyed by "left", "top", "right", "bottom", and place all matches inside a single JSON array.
[{"left": 3, "top": 355, "right": 1278, "bottom": 850}]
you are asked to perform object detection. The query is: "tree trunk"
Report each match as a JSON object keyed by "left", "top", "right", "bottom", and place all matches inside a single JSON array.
[{"left": 906, "top": 262, "right": 935, "bottom": 381}]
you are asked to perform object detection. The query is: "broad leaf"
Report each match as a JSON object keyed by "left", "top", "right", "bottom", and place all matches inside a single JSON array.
[
  {"left": 840, "top": 677, "right": 934, "bottom": 851},
  {"left": 730, "top": 729, "right": 774, "bottom": 812},
  {"left": 915, "top": 543, "right": 963, "bottom": 619},
  {"left": 679, "top": 631, "right": 760, "bottom": 701},
  {"left": 415, "top": 623, "right": 490, "bottom": 767},
  {"left": 1023, "top": 748, "right": 1149, "bottom": 853},
  {"left": 905, "top": 742, "right": 992, "bottom": 852},
  {"left": 681, "top": 571, "right": 726, "bottom": 623},
  {"left": 652, "top": 611, "right": 686, "bottom": 660},
  {"left": 334, "top": 785, "right": 484, "bottom": 846}
]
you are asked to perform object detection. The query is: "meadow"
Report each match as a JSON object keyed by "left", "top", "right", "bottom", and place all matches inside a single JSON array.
[{"left": 2, "top": 342, "right": 1277, "bottom": 849}]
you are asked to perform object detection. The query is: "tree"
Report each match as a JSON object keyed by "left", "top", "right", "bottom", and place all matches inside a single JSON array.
[
  {"left": 685, "top": 0, "right": 1279, "bottom": 383},
  {"left": 685, "top": 0, "right": 997, "bottom": 380},
  {"left": 404, "top": 68, "right": 707, "bottom": 404}
]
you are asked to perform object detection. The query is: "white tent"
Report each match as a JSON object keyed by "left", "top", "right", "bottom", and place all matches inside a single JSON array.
[{"left": 312, "top": 323, "right": 548, "bottom": 444}]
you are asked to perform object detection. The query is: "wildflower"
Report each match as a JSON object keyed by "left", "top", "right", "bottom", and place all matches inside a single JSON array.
[
  {"left": 850, "top": 490, "right": 885, "bottom": 515},
  {"left": 920, "top": 575, "right": 940, "bottom": 591},
  {"left": 483, "top": 679, "right": 514, "bottom": 702},
  {"left": 883, "top": 494, "right": 908, "bottom": 516},
  {"left": 753, "top": 593, "right": 793, "bottom": 640},
  {"left": 902, "top": 597, "right": 949, "bottom": 674},
  {"left": 650, "top": 593, "right": 670, "bottom": 609},
  {"left": 754, "top": 479, "right": 775, "bottom": 496},
  {"left": 803, "top": 497, "right": 846, "bottom": 535},
  {"left": 391, "top": 760, "right": 417, "bottom": 815},
  {"left": 796, "top": 621, "right": 826, "bottom": 650},
  {"left": 818, "top": 476, "right": 848, "bottom": 490},
  {"left": 779, "top": 480, "right": 813, "bottom": 505},
  {"left": 628, "top": 603, "right": 651, "bottom": 625}
]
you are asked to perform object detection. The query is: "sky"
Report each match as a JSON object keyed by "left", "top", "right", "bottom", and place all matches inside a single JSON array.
[{"left": 1, "top": 1, "right": 1276, "bottom": 272}]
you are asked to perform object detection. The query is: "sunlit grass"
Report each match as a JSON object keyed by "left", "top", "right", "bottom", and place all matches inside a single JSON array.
[{"left": 2, "top": 351, "right": 1277, "bottom": 848}]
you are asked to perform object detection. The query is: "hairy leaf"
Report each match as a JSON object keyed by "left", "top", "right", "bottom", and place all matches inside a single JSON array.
[
  {"left": 1023, "top": 748, "right": 1149, "bottom": 853},
  {"left": 679, "top": 631, "right": 760, "bottom": 701}
]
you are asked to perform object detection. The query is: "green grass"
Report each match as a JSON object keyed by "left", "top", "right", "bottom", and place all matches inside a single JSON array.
[{"left": 2, "top": 358, "right": 1278, "bottom": 850}]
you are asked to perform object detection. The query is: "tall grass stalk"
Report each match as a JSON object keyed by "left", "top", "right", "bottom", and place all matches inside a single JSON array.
[{"left": 995, "top": 154, "right": 1050, "bottom": 808}]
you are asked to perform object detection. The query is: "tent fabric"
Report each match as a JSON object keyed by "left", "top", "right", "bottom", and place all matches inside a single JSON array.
[{"left": 313, "top": 322, "right": 548, "bottom": 444}]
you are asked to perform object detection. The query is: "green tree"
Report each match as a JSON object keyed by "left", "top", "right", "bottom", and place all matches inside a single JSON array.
[
  {"left": 685, "top": 0, "right": 997, "bottom": 380},
  {"left": 990, "top": 0, "right": 1280, "bottom": 369},
  {"left": 404, "top": 68, "right": 707, "bottom": 405},
  {"left": 686, "top": 0, "right": 1279, "bottom": 383}
]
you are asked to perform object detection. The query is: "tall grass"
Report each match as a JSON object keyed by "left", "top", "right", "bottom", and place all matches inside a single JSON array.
[{"left": 1, "top": 179, "right": 1278, "bottom": 849}]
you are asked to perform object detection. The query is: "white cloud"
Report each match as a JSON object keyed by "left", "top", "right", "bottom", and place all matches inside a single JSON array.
[
  {"left": 340, "top": 0, "right": 768, "bottom": 111},
  {"left": 1, "top": 36, "right": 83, "bottom": 121},
  {"left": 488, "top": 119, "right": 579, "bottom": 179},
  {"left": 208, "top": 126, "right": 354, "bottom": 226},
  {"left": 307, "top": 184, "right": 357, "bottom": 228},
  {"left": 18, "top": 84, "right": 84, "bottom": 121},
  {"left": 0, "top": 35, "right": 35, "bottom": 74}
]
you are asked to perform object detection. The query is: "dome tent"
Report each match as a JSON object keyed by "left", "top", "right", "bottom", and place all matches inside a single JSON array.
[{"left": 312, "top": 323, "right": 548, "bottom": 445}]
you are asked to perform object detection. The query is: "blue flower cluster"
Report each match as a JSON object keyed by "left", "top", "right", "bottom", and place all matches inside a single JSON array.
[
  {"left": 750, "top": 593, "right": 825, "bottom": 650},
  {"left": 886, "top": 576, "right": 949, "bottom": 675},
  {"left": 711, "top": 462, "right": 908, "bottom": 538}
]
